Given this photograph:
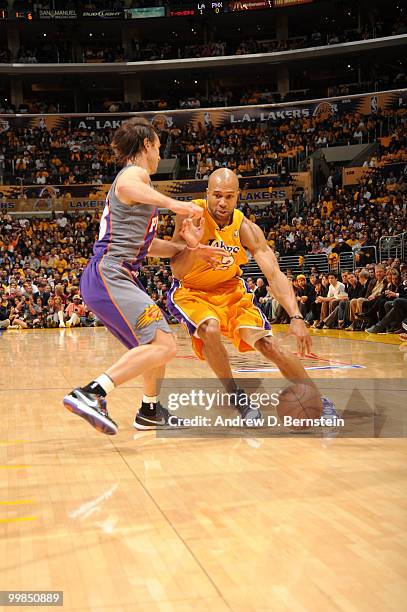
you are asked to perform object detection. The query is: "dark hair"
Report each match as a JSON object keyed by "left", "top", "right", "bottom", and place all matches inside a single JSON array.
[{"left": 111, "top": 118, "right": 158, "bottom": 166}]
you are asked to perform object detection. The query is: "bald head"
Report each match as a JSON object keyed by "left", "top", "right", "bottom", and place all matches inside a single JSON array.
[
  {"left": 206, "top": 169, "right": 240, "bottom": 227},
  {"left": 208, "top": 168, "right": 239, "bottom": 191}
]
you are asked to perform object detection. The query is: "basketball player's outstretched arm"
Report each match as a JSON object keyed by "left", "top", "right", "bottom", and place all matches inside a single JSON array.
[
  {"left": 115, "top": 165, "right": 202, "bottom": 218},
  {"left": 240, "top": 218, "right": 312, "bottom": 355},
  {"left": 148, "top": 238, "right": 189, "bottom": 258},
  {"left": 148, "top": 235, "right": 224, "bottom": 264}
]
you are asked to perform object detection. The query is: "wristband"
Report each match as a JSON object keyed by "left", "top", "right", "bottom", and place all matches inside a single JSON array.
[{"left": 290, "top": 315, "right": 304, "bottom": 321}]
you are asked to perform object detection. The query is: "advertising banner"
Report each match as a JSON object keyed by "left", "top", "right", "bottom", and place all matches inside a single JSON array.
[
  {"left": 0, "top": 176, "right": 307, "bottom": 212},
  {"left": 125, "top": 7, "right": 165, "bottom": 18},
  {"left": 342, "top": 167, "right": 371, "bottom": 186},
  {"left": 228, "top": 0, "right": 272, "bottom": 11},
  {"left": 343, "top": 162, "right": 406, "bottom": 186},
  {"left": 273, "top": 0, "right": 313, "bottom": 7},
  {"left": 38, "top": 9, "right": 78, "bottom": 19},
  {"left": 2, "top": 90, "right": 405, "bottom": 135},
  {"left": 82, "top": 10, "right": 124, "bottom": 19}
]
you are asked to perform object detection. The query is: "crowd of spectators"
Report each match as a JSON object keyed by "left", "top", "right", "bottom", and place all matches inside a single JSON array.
[
  {"left": 176, "top": 107, "right": 406, "bottom": 179},
  {"left": 1, "top": 62, "right": 405, "bottom": 114},
  {"left": 1, "top": 153, "right": 405, "bottom": 333},
  {"left": 0, "top": 99, "right": 60, "bottom": 115},
  {"left": 0, "top": 96, "right": 405, "bottom": 335},
  {"left": 0, "top": 47, "right": 11, "bottom": 63},
  {"left": 242, "top": 165, "right": 406, "bottom": 260},
  {"left": 6, "top": 65, "right": 402, "bottom": 115},
  {"left": 254, "top": 262, "right": 407, "bottom": 334},
  {"left": 126, "top": 18, "right": 407, "bottom": 64},
  {"left": 249, "top": 162, "right": 407, "bottom": 333},
  {"left": 83, "top": 45, "right": 125, "bottom": 63},
  {"left": 130, "top": 87, "right": 237, "bottom": 113},
  {"left": 99, "top": 67, "right": 405, "bottom": 112},
  {"left": 0, "top": 97, "right": 134, "bottom": 115},
  {"left": 15, "top": 43, "right": 72, "bottom": 64},
  {"left": 3, "top": 247, "right": 405, "bottom": 334},
  {"left": 0, "top": 209, "right": 178, "bottom": 330},
  {"left": 0, "top": 7, "right": 407, "bottom": 63},
  {"left": 1, "top": 125, "right": 119, "bottom": 186},
  {"left": 0, "top": 105, "right": 405, "bottom": 186},
  {"left": 1, "top": 10, "right": 406, "bottom": 65}
]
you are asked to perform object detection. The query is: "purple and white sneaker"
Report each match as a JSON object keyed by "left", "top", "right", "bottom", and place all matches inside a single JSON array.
[{"left": 63, "top": 388, "right": 118, "bottom": 435}]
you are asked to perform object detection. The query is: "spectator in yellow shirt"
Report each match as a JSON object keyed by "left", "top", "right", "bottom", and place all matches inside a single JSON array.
[
  {"left": 321, "top": 200, "right": 333, "bottom": 218},
  {"left": 55, "top": 258, "right": 68, "bottom": 275}
]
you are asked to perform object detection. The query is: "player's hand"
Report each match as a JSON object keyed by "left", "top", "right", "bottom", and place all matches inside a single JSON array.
[
  {"left": 168, "top": 199, "right": 203, "bottom": 219},
  {"left": 180, "top": 217, "right": 205, "bottom": 248},
  {"left": 195, "top": 244, "right": 226, "bottom": 266},
  {"left": 288, "top": 318, "right": 312, "bottom": 357}
]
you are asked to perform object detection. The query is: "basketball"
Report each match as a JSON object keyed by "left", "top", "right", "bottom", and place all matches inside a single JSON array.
[{"left": 276, "top": 383, "right": 323, "bottom": 430}]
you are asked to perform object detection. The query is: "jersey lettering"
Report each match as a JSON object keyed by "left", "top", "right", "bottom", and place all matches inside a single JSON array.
[
  {"left": 148, "top": 215, "right": 159, "bottom": 233},
  {"left": 98, "top": 201, "right": 110, "bottom": 241},
  {"left": 181, "top": 199, "right": 248, "bottom": 289}
]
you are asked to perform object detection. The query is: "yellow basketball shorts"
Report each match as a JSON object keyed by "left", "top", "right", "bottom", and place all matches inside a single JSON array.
[{"left": 167, "top": 278, "right": 272, "bottom": 360}]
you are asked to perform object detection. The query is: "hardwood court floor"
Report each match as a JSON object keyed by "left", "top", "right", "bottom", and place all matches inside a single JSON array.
[{"left": 1, "top": 326, "right": 406, "bottom": 612}]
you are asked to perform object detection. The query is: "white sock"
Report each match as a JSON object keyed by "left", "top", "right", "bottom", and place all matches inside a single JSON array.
[
  {"left": 143, "top": 395, "right": 157, "bottom": 404},
  {"left": 94, "top": 373, "right": 115, "bottom": 395}
]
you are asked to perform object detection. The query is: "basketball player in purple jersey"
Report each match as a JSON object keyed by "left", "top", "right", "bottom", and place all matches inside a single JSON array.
[{"left": 63, "top": 118, "right": 224, "bottom": 435}]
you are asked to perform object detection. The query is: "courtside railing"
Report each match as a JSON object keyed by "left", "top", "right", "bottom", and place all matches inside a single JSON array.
[
  {"left": 379, "top": 233, "right": 406, "bottom": 262},
  {"left": 339, "top": 252, "right": 354, "bottom": 272},
  {"left": 242, "top": 243, "right": 384, "bottom": 279},
  {"left": 243, "top": 254, "right": 330, "bottom": 278}
]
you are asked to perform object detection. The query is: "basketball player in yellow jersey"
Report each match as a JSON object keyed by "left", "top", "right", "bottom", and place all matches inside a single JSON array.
[{"left": 167, "top": 168, "right": 324, "bottom": 420}]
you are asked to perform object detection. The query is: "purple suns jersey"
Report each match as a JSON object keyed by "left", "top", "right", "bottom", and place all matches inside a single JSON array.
[{"left": 92, "top": 165, "right": 159, "bottom": 270}]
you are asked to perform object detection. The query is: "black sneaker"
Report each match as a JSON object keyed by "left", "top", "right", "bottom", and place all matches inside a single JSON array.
[
  {"left": 231, "top": 389, "right": 263, "bottom": 427},
  {"left": 63, "top": 388, "right": 118, "bottom": 435},
  {"left": 365, "top": 324, "right": 384, "bottom": 334},
  {"left": 133, "top": 402, "right": 185, "bottom": 430}
]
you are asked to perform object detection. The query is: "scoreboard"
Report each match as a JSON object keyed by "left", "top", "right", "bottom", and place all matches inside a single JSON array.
[
  {"left": 0, "top": 0, "right": 315, "bottom": 21},
  {"left": 169, "top": 2, "right": 230, "bottom": 16},
  {"left": 0, "top": 8, "right": 33, "bottom": 20},
  {"left": 170, "top": 1, "right": 314, "bottom": 17}
]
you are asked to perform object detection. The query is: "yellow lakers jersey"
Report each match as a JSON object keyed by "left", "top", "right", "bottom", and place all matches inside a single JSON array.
[{"left": 181, "top": 199, "right": 248, "bottom": 290}]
